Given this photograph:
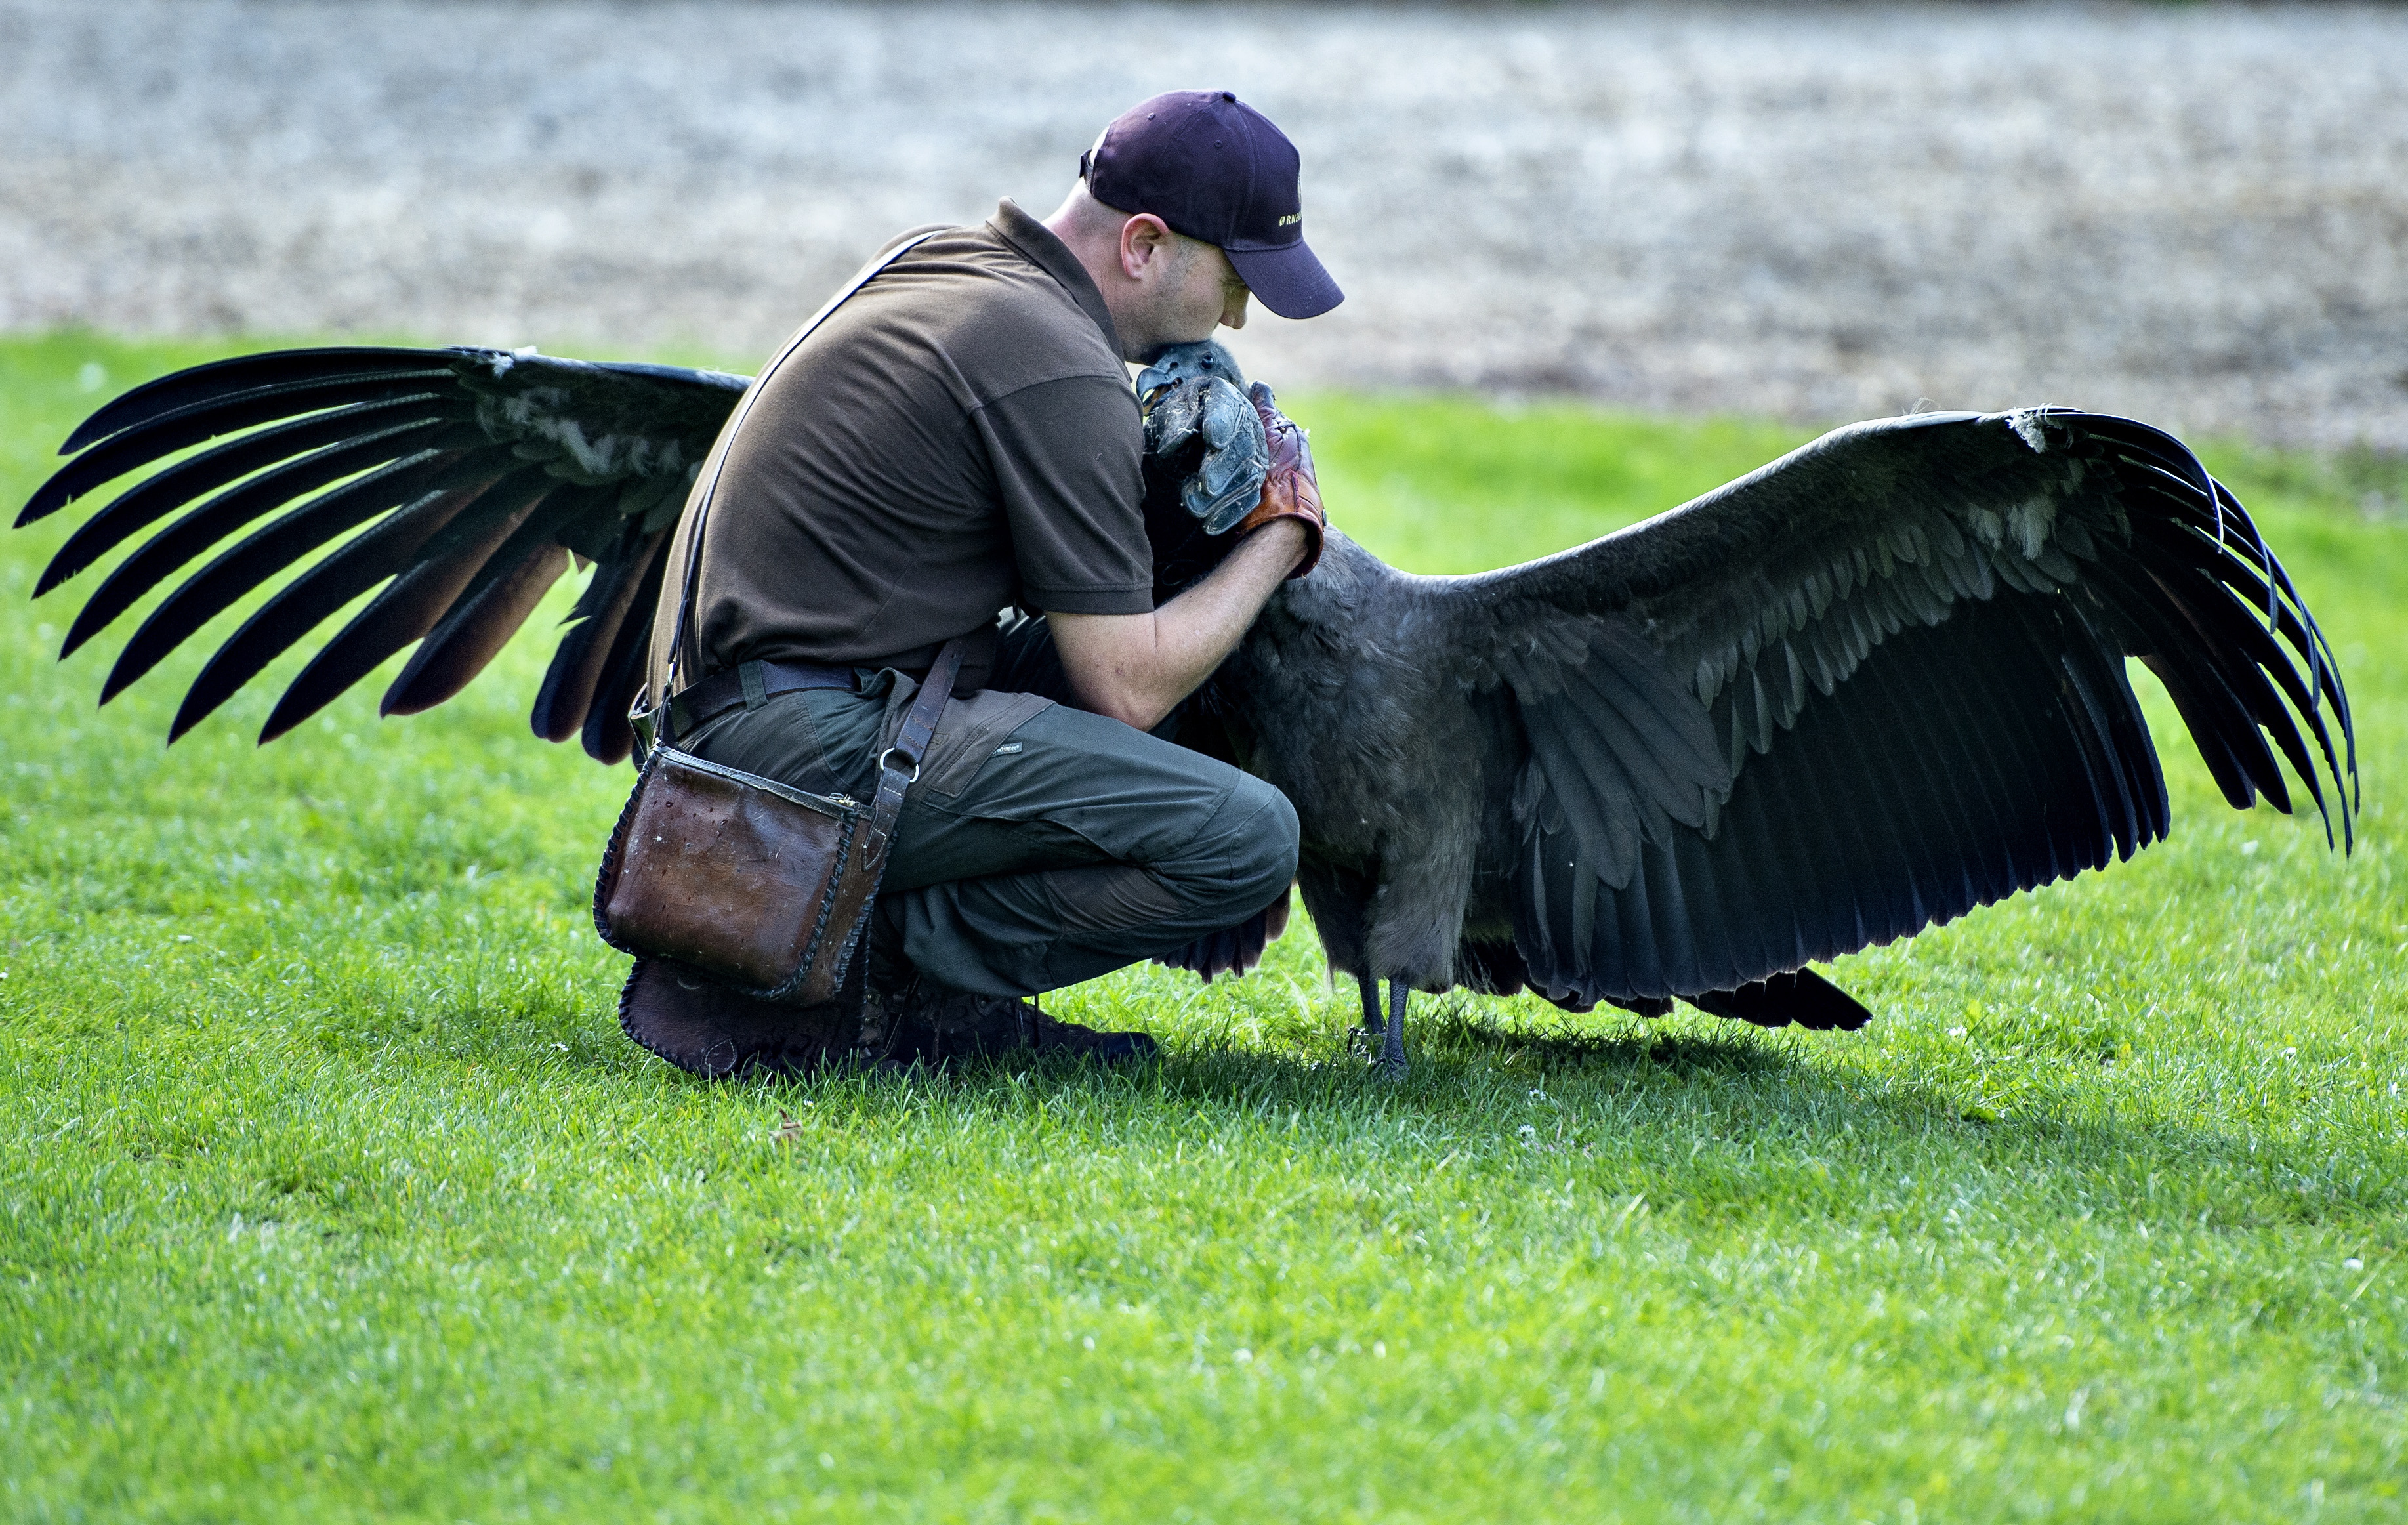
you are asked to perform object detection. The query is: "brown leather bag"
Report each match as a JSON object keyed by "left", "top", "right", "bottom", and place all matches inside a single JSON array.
[
  {"left": 591, "top": 228, "right": 956, "bottom": 1008},
  {"left": 592, "top": 639, "right": 962, "bottom": 1005}
]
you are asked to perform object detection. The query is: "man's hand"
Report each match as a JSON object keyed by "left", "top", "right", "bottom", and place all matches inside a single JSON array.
[{"left": 1229, "top": 383, "right": 1325, "bottom": 578}]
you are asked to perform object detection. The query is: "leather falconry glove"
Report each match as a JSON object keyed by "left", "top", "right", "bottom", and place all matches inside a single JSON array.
[
  {"left": 1235, "top": 381, "right": 1325, "bottom": 579},
  {"left": 1135, "top": 340, "right": 1268, "bottom": 532}
]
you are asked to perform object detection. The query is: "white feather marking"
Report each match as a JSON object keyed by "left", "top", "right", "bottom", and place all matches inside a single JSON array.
[
  {"left": 476, "top": 385, "right": 685, "bottom": 480},
  {"left": 2006, "top": 409, "right": 2050, "bottom": 453},
  {"left": 2004, "top": 495, "right": 2057, "bottom": 561}
]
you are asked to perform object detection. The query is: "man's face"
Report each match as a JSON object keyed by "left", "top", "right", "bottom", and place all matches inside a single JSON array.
[{"left": 1127, "top": 228, "right": 1251, "bottom": 362}]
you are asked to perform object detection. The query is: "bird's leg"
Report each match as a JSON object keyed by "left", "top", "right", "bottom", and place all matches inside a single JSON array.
[
  {"left": 1346, "top": 973, "right": 1384, "bottom": 1056},
  {"left": 1379, "top": 980, "right": 1408, "bottom": 1077}
]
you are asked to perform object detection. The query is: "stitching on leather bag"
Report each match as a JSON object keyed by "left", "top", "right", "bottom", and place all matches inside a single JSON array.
[
  {"left": 771, "top": 814, "right": 856, "bottom": 1005},
  {"left": 591, "top": 738, "right": 665, "bottom": 956}
]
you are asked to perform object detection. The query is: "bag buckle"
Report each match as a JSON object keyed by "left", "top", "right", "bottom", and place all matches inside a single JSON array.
[{"left": 627, "top": 689, "right": 661, "bottom": 766}]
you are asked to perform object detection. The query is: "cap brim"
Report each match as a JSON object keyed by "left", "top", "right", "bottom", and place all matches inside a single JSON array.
[{"left": 1225, "top": 240, "right": 1344, "bottom": 320}]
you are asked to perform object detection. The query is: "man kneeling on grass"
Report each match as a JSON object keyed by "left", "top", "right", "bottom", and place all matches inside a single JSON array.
[{"left": 620, "top": 91, "right": 1342, "bottom": 1076}]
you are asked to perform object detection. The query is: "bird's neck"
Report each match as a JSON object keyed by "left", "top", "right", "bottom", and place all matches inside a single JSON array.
[{"left": 1262, "top": 528, "right": 1388, "bottom": 630}]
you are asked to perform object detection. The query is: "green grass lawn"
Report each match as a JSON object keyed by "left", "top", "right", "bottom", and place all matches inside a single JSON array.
[{"left": 3, "top": 331, "right": 2404, "bottom": 1522}]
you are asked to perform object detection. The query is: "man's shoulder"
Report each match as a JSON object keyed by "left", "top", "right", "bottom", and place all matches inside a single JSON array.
[
  {"left": 874, "top": 222, "right": 959, "bottom": 259},
  {"left": 857, "top": 222, "right": 1127, "bottom": 399}
]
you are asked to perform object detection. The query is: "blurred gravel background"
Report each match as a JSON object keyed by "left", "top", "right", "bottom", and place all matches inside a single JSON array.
[{"left": 3, "top": 0, "right": 2404, "bottom": 448}]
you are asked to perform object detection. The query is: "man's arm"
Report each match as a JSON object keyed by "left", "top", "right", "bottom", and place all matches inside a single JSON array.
[{"left": 1048, "top": 518, "right": 1307, "bottom": 732}]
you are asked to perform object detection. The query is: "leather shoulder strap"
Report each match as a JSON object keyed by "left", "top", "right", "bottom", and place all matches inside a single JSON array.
[
  {"left": 661, "top": 226, "right": 949, "bottom": 698},
  {"left": 860, "top": 635, "right": 966, "bottom": 862}
]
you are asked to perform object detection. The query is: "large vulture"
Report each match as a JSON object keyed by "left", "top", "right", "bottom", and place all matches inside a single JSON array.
[{"left": 15, "top": 343, "right": 2355, "bottom": 1072}]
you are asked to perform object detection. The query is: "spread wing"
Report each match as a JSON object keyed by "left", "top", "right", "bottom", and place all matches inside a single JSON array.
[
  {"left": 1447, "top": 408, "right": 2355, "bottom": 1009},
  {"left": 17, "top": 346, "right": 747, "bottom": 762}
]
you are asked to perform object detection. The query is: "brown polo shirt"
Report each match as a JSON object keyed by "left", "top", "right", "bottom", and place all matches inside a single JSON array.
[{"left": 648, "top": 199, "right": 1152, "bottom": 696}]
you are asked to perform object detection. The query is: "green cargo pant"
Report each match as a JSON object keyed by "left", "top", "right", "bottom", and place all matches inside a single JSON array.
[{"left": 681, "top": 615, "right": 1298, "bottom": 999}]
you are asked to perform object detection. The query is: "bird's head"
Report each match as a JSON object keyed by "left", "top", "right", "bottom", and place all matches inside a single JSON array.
[{"left": 1137, "top": 340, "right": 1268, "bottom": 532}]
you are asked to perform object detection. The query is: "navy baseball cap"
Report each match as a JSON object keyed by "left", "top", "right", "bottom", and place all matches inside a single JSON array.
[{"left": 1079, "top": 91, "right": 1344, "bottom": 321}]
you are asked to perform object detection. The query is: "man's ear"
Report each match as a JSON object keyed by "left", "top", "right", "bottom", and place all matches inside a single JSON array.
[{"left": 1118, "top": 213, "right": 1175, "bottom": 281}]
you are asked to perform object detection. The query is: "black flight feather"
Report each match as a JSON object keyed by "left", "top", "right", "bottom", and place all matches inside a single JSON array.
[
  {"left": 57, "top": 347, "right": 457, "bottom": 455},
  {"left": 36, "top": 396, "right": 464, "bottom": 593},
  {"left": 258, "top": 468, "right": 561, "bottom": 743},
  {"left": 101, "top": 444, "right": 486, "bottom": 703},
  {"left": 22, "top": 375, "right": 458, "bottom": 526},
  {"left": 62, "top": 419, "right": 479, "bottom": 659},
  {"left": 531, "top": 522, "right": 669, "bottom": 744},
  {"left": 172, "top": 477, "right": 497, "bottom": 741},
  {"left": 381, "top": 483, "right": 617, "bottom": 716}
]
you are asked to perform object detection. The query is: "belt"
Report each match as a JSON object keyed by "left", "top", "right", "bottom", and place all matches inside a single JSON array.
[{"left": 665, "top": 658, "right": 858, "bottom": 745}]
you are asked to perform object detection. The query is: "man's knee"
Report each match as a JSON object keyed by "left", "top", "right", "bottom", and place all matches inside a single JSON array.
[{"left": 1195, "top": 771, "right": 1298, "bottom": 908}]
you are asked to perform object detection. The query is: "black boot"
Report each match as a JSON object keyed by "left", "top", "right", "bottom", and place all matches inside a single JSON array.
[{"left": 858, "top": 976, "right": 1158, "bottom": 1068}]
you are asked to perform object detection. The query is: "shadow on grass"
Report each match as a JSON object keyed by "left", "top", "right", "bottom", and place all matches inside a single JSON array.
[
  {"left": 638, "top": 984, "right": 1926, "bottom": 1133},
  {"left": 1439, "top": 1005, "right": 1802, "bottom": 1077},
  {"left": 459, "top": 965, "right": 2392, "bottom": 1230},
  {"left": 724, "top": 999, "right": 1929, "bottom": 1138},
  {"left": 710, "top": 994, "right": 2381, "bottom": 1228}
]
